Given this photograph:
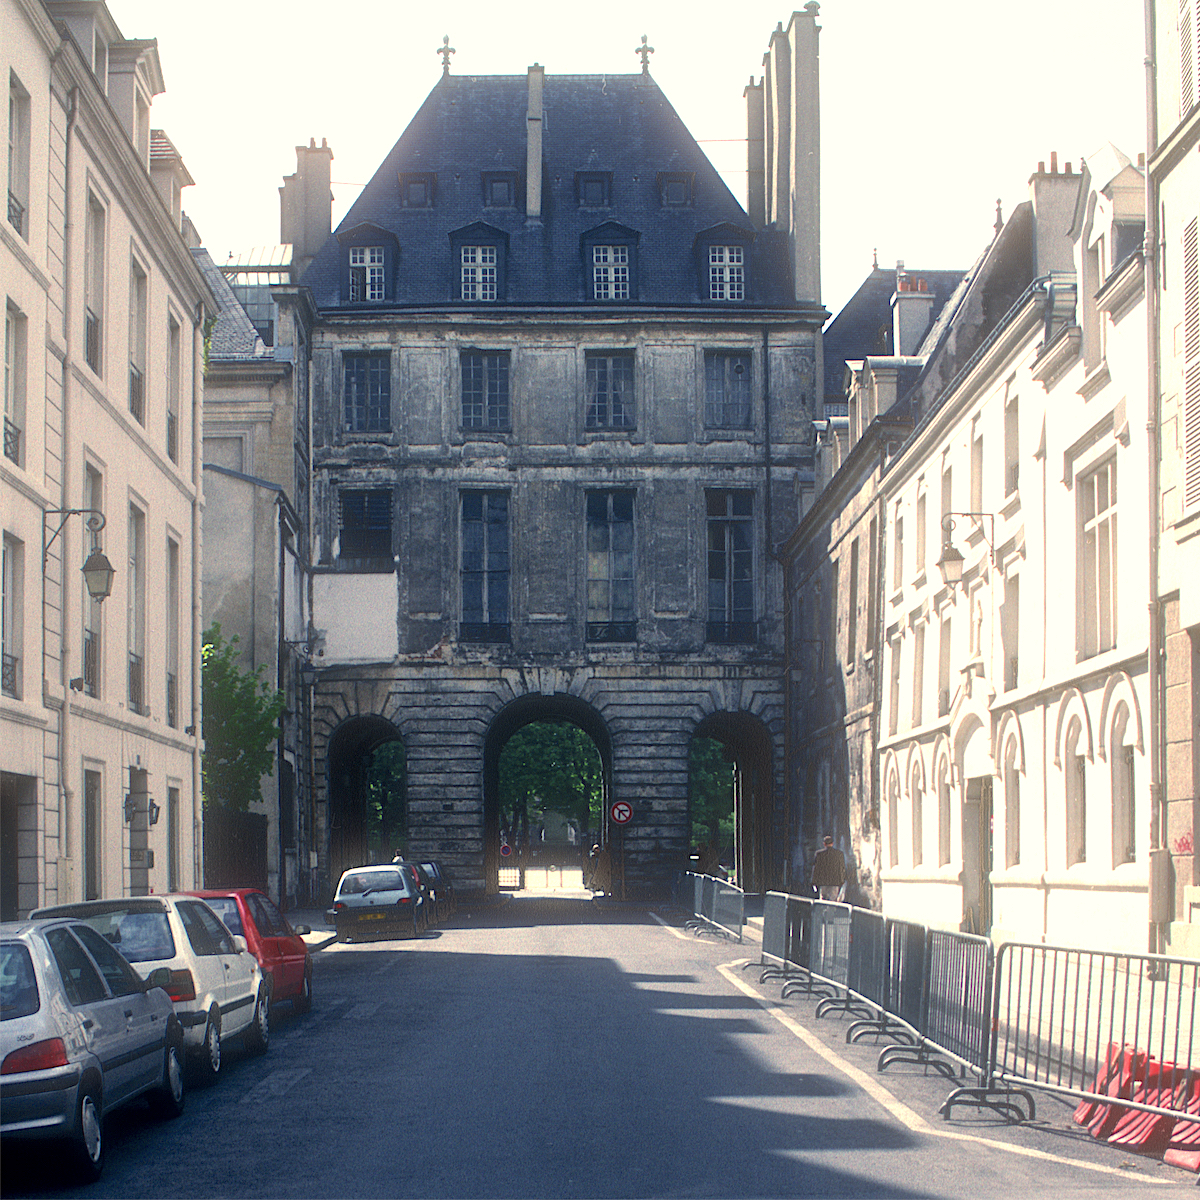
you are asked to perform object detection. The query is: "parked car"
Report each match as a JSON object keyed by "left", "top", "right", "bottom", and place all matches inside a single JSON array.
[
  {"left": 187, "top": 890, "right": 312, "bottom": 1012},
  {"left": 33, "top": 896, "right": 268, "bottom": 1080},
  {"left": 326, "top": 866, "right": 425, "bottom": 941},
  {"left": 404, "top": 862, "right": 439, "bottom": 928},
  {"left": 418, "top": 861, "right": 457, "bottom": 922},
  {"left": 1, "top": 919, "right": 185, "bottom": 1181}
]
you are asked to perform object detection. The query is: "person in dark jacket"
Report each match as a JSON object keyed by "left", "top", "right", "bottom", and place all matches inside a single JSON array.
[{"left": 811, "top": 835, "right": 846, "bottom": 900}]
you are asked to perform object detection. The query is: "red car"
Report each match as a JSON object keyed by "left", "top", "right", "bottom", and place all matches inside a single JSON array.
[{"left": 186, "top": 890, "right": 312, "bottom": 1012}]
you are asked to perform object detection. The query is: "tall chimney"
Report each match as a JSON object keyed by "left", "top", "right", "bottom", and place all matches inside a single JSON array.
[
  {"left": 526, "top": 64, "right": 544, "bottom": 223},
  {"left": 745, "top": 75, "right": 765, "bottom": 228},
  {"left": 280, "top": 138, "right": 333, "bottom": 277},
  {"left": 789, "top": 4, "right": 821, "bottom": 305}
]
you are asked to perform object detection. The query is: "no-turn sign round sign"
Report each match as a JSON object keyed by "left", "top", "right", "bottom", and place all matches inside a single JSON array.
[{"left": 610, "top": 800, "right": 633, "bottom": 825}]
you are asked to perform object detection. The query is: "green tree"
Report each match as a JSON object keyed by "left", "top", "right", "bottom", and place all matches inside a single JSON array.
[
  {"left": 498, "top": 722, "right": 603, "bottom": 846},
  {"left": 200, "top": 623, "right": 285, "bottom": 811},
  {"left": 689, "top": 736, "right": 734, "bottom": 851},
  {"left": 366, "top": 741, "right": 407, "bottom": 857}
]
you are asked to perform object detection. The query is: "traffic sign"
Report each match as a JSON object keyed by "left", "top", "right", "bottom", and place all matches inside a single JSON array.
[
  {"left": 610, "top": 800, "right": 633, "bottom": 825},
  {"left": 500, "top": 842, "right": 512, "bottom": 857}
]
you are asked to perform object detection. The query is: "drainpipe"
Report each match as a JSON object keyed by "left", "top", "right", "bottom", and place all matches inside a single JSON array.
[
  {"left": 191, "top": 304, "right": 205, "bottom": 887},
  {"left": 1143, "top": 0, "right": 1168, "bottom": 956}
]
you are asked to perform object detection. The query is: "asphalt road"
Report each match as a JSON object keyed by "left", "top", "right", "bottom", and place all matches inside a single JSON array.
[{"left": 3, "top": 896, "right": 1194, "bottom": 1198}]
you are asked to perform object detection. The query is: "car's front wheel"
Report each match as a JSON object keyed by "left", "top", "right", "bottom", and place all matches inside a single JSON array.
[
  {"left": 150, "top": 1042, "right": 186, "bottom": 1118},
  {"left": 295, "top": 966, "right": 313, "bottom": 1013},
  {"left": 246, "top": 987, "right": 270, "bottom": 1054},
  {"left": 196, "top": 1011, "right": 221, "bottom": 1080},
  {"left": 69, "top": 1086, "right": 105, "bottom": 1181}
]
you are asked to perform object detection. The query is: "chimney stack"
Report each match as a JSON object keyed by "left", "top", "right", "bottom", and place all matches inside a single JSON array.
[
  {"left": 526, "top": 64, "right": 544, "bottom": 223},
  {"left": 1028, "top": 150, "right": 1082, "bottom": 275},
  {"left": 280, "top": 138, "right": 333, "bottom": 277}
]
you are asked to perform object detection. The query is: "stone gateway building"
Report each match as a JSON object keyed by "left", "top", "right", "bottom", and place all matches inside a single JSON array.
[{"left": 281, "top": 15, "right": 825, "bottom": 897}]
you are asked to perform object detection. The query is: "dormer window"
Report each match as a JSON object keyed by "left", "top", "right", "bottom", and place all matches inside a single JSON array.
[
  {"left": 450, "top": 224, "right": 507, "bottom": 303},
  {"left": 592, "top": 246, "right": 629, "bottom": 300},
  {"left": 576, "top": 172, "right": 612, "bottom": 208},
  {"left": 658, "top": 172, "right": 693, "bottom": 207},
  {"left": 350, "top": 247, "right": 385, "bottom": 302},
  {"left": 709, "top": 246, "right": 744, "bottom": 300},
  {"left": 461, "top": 246, "right": 496, "bottom": 301},
  {"left": 399, "top": 172, "right": 435, "bottom": 208},
  {"left": 483, "top": 173, "right": 518, "bottom": 209},
  {"left": 581, "top": 223, "right": 639, "bottom": 302}
]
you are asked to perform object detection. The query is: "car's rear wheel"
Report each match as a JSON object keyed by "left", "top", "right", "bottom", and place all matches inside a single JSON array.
[
  {"left": 68, "top": 1086, "right": 105, "bottom": 1181},
  {"left": 247, "top": 987, "right": 270, "bottom": 1054},
  {"left": 295, "top": 966, "right": 313, "bottom": 1013},
  {"left": 150, "top": 1042, "right": 186, "bottom": 1118},
  {"left": 197, "top": 1011, "right": 221, "bottom": 1080}
]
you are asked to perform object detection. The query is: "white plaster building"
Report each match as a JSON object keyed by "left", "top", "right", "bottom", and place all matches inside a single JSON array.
[
  {"left": 2, "top": 0, "right": 213, "bottom": 916},
  {"left": 877, "top": 152, "right": 1155, "bottom": 951}
]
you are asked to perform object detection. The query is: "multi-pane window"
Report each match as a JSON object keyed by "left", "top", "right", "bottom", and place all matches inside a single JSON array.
[
  {"left": 704, "top": 352, "right": 751, "bottom": 429},
  {"left": 166, "top": 538, "right": 179, "bottom": 729},
  {"left": 4, "top": 302, "right": 24, "bottom": 465},
  {"left": 2, "top": 534, "right": 20, "bottom": 699},
  {"left": 127, "top": 505, "right": 145, "bottom": 715},
  {"left": 460, "top": 492, "right": 509, "bottom": 642},
  {"left": 1079, "top": 458, "right": 1117, "bottom": 658},
  {"left": 85, "top": 194, "right": 105, "bottom": 374},
  {"left": 129, "top": 260, "right": 147, "bottom": 424},
  {"left": 706, "top": 490, "right": 754, "bottom": 643},
  {"left": 461, "top": 246, "right": 497, "bottom": 301},
  {"left": 339, "top": 490, "right": 392, "bottom": 564},
  {"left": 343, "top": 352, "right": 390, "bottom": 432},
  {"left": 585, "top": 352, "right": 634, "bottom": 429},
  {"left": 592, "top": 246, "right": 629, "bottom": 300},
  {"left": 167, "top": 317, "right": 180, "bottom": 463},
  {"left": 461, "top": 351, "right": 510, "bottom": 430},
  {"left": 586, "top": 491, "right": 635, "bottom": 642},
  {"left": 349, "top": 246, "right": 385, "bottom": 302},
  {"left": 8, "top": 74, "right": 29, "bottom": 238},
  {"left": 708, "top": 245, "right": 744, "bottom": 300}
]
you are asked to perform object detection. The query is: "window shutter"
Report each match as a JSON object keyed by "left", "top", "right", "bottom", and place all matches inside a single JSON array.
[
  {"left": 1183, "top": 1, "right": 1197, "bottom": 115},
  {"left": 1185, "top": 218, "right": 1200, "bottom": 509}
]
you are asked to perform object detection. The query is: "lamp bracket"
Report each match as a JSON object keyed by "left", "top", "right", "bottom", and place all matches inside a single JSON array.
[
  {"left": 940, "top": 511, "right": 995, "bottom": 561},
  {"left": 43, "top": 508, "right": 107, "bottom": 568}
]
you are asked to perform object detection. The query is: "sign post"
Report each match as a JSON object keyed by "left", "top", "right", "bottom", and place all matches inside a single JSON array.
[{"left": 610, "top": 801, "right": 632, "bottom": 900}]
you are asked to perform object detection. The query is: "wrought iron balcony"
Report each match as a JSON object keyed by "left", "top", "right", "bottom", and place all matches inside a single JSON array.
[
  {"left": 586, "top": 620, "right": 637, "bottom": 643},
  {"left": 128, "top": 651, "right": 145, "bottom": 714},
  {"left": 129, "top": 364, "right": 145, "bottom": 424},
  {"left": 85, "top": 308, "right": 101, "bottom": 373},
  {"left": 1, "top": 651, "right": 18, "bottom": 698},
  {"left": 83, "top": 630, "right": 98, "bottom": 697},
  {"left": 705, "top": 620, "right": 757, "bottom": 645},
  {"left": 7, "top": 190, "right": 24, "bottom": 236},
  {"left": 3, "top": 416, "right": 20, "bottom": 464}
]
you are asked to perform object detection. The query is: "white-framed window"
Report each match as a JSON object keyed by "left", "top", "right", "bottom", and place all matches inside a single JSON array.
[
  {"left": 129, "top": 258, "right": 147, "bottom": 424},
  {"left": 709, "top": 245, "right": 744, "bottom": 300},
  {"left": 1065, "top": 718, "right": 1087, "bottom": 866},
  {"left": 1003, "top": 736, "right": 1020, "bottom": 867},
  {"left": 461, "top": 245, "right": 497, "bottom": 301},
  {"left": 127, "top": 505, "right": 146, "bottom": 715},
  {"left": 167, "top": 316, "right": 181, "bottom": 463},
  {"left": 915, "top": 488, "right": 927, "bottom": 578},
  {"left": 937, "top": 615, "right": 951, "bottom": 716},
  {"left": 1005, "top": 390, "right": 1020, "bottom": 496},
  {"left": 4, "top": 301, "right": 25, "bottom": 466},
  {"left": 1078, "top": 457, "right": 1117, "bottom": 658},
  {"left": 1110, "top": 705, "right": 1136, "bottom": 866},
  {"left": 936, "top": 755, "right": 951, "bottom": 867},
  {"left": 8, "top": 73, "right": 30, "bottom": 239},
  {"left": 911, "top": 764, "right": 924, "bottom": 867},
  {"left": 85, "top": 193, "right": 106, "bottom": 375},
  {"left": 349, "top": 246, "right": 385, "bottom": 302},
  {"left": 911, "top": 623, "right": 925, "bottom": 727},
  {"left": 592, "top": 245, "right": 629, "bottom": 300},
  {"left": 887, "top": 768, "right": 901, "bottom": 868},
  {"left": 2, "top": 533, "right": 22, "bottom": 699},
  {"left": 887, "top": 636, "right": 901, "bottom": 736}
]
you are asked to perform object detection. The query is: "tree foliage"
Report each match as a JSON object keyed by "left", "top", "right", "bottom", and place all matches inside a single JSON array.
[
  {"left": 366, "top": 741, "right": 407, "bottom": 856},
  {"left": 689, "top": 736, "right": 734, "bottom": 851},
  {"left": 201, "top": 623, "right": 285, "bottom": 812},
  {"left": 498, "top": 722, "right": 603, "bottom": 846}
]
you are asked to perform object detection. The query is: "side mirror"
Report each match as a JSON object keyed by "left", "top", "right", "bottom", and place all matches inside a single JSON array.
[
  {"left": 292, "top": 925, "right": 312, "bottom": 936},
  {"left": 231, "top": 935, "right": 249, "bottom": 955},
  {"left": 145, "top": 967, "right": 171, "bottom": 990}
]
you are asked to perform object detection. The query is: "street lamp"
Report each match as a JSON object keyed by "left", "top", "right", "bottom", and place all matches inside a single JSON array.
[
  {"left": 43, "top": 509, "right": 114, "bottom": 602},
  {"left": 937, "top": 512, "right": 995, "bottom": 588}
]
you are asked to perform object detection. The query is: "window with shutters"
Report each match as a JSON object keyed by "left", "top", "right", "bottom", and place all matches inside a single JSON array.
[
  {"left": 1184, "top": 216, "right": 1200, "bottom": 511},
  {"left": 1181, "top": 0, "right": 1199, "bottom": 117}
]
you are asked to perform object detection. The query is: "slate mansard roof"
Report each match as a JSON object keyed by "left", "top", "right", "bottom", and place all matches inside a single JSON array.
[{"left": 302, "top": 72, "right": 797, "bottom": 310}]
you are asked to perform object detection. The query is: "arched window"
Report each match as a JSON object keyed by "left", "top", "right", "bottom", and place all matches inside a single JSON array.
[
  {"left": 910, "top": 763, "right": 924, "bottom": 867},
  {"left": 1110, "top": 705, "right": 1136, "bottom": 866},
  {"left": 1003, "top": 737, "right": 1020, "bottom": 868},
  {"left": 936, "top": 755, "right": 951, "bottom": 866},
  {"left": 1065, "top": 717, "right": 1087, "bottom": 866},
  {"left": 887, "top": 768, "right": 901, "bottom": 868}
]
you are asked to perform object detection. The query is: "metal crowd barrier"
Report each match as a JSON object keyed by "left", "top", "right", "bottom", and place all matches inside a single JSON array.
[
  {"left": 676, "top": 870, "right": 743, "bottom": 942},
  {"left": 782, "top": 901, "right": 852, "bottom": 1000},
  {"left": 755, "top": 892, "right": 811, "bottom": 984}
]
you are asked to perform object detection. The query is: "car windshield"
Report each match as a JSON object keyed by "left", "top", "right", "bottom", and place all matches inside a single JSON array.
[
  {"left": 71, "top": 909, "right": 176, "bottom": 964},
  {"left": 0, "top": 943, "right": 39, "bottom": 1021},
  {"left": 204, "top": 897, "right": 243, "bottom": 937},
  {"left": 339, "top": 869, "right": 405, "bottom": 896}
]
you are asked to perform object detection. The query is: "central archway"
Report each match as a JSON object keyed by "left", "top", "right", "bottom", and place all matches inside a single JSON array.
[{"left": 483, "top": 695, "right": 613, "bottom": 894}]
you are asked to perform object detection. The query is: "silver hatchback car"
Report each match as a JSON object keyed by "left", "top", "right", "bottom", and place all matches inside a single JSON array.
[{"left": 0, "top": 919, "right": 186, "bottom": 1181}]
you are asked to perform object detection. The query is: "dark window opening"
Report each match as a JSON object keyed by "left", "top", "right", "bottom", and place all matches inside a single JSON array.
[
  {"left": 461, "top": 351, "right": 510, "bottom": 430},
  {"left": 586, "top": 353, "right": 635, "bottom": 430},
  {"left": 340, "top": 489, "right": 392, "bottom": 566},
  {"left": 344, "top": 353, "right": 391, "bottom": 432}
]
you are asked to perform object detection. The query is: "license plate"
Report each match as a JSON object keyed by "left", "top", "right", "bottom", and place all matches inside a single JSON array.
[{"left": 362, "top": 912, "right": 386, "bottom": 920}]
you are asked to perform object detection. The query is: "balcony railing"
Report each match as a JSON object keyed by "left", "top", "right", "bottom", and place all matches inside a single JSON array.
[
  {"left": 586, "top": 620, "right": 637, "bottom": 643},
  {"left": 3, "top": 416, "right": 20, "bottom": 465},
  {"left": 1, "top": 651, "right": 18, "bottom": 698},
  {"left": 166, "top": 671, "right": 177, "bottom": 728},
  {"left": 128, "top": 651, "right": 145, "bottom": 715},
  {"left": 7, "top": 190, "right": 24, "bottom": 236},
  {"left": 85, "top": 308, "right": 101, "bottom": 373},
  {"left": 459, "top": 622, "right": 510, "bottom": 644},
  {"left": 166, "top": 409, "right": 177, "bottom": 462},
  {"left": 705, "top": 620, "right": 758, "bottom": 645},
  {"left": 129, "top": 364, "right": 145, "bottom": 424},
  {"left": 83, "top": 630, "right": 98, "bottom": 697}
]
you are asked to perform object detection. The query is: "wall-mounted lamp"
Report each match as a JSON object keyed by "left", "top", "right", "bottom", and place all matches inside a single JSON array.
[
  {"left": 124, "top": 793, "right": 137, "bottom": 823},
  {"left": 43, "top": 509, "right": 115, "bottom": 602},
  {"left": 148, "top": 800, "right": 161, "bottom": 826},
  {"left": 936, "top": 512, "right": 995, "bottom": 587},
  {"left": 184, "top": 725, "right": 196, "bottom": 736}
]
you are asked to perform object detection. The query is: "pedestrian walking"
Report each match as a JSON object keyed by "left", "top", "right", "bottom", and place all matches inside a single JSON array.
[{"left": 811, "top": 835, "right": 846, "bottom": 901}]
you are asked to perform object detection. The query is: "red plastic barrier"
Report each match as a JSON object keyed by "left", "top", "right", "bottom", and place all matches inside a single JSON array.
[
  {"left": 1107, "top": 1058, "right": 1178, "bottom": 1156},
  {"left": 1071, "top": 1044, "right": 1146, "bottom": 1141},
  {"left": 1164, "top": 1076, "right": 1200, "bottom": 1174}
]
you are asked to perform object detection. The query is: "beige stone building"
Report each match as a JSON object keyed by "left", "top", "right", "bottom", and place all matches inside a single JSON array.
[{"left": 2, "top": 0, "right": 213, "bottom": 916}]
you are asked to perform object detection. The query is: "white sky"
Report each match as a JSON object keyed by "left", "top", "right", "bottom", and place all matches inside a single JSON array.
[{"left": 112, "top": 0, "right": 1147, "bottom": 316}]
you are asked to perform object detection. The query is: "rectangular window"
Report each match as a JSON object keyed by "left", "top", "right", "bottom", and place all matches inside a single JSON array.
[
  {"left": 7, "top": 74, "right": 29, "bottom": 238},
  {"left": 706, "top": 490, "right": 755, "bottom": 643},
  {"left": 915, "top": 490, "right": 927, "bottom": 578},
  {"left": 349, "top": 246, "right": 385, "bottom": 302},
  {"left": 4, "top": 302, "right": 25, "bottom": 466},
  {"left": 865, "top": 517, "right": 878, "bottom": 644},
  {"left": 940, "top": 464, "right": 953, "bottom": 538},
  {"left": 1079, "top": 458, "right": 1117, "bottom": 658},
  {"left": 704, "top": 352, "right": 752, "bottom": 429},
  {"left": 85, "top": 195, "right": 105, "bottom": 374},
  {"left": 846, "top": 538, "right": 859, "bottom": 666},
  {"left": 166, "top": 538, "right": 179, "bottom": 728},
  {"left": 339, "top": 489, "right": 392, "bottom": 565},
  {"left": 167, "top": 317, "right": 181, "bottom": 463},
  {"left": 892, "top": 514, "right": 904, "bottom": 591},
  {"left": 938, "top": 615, "right": 951, "bottom": 716},
  {"left": 592, "top": 245, "right": 629, "bottom": 300},
  {"left": 343, "top": 352, "right": 391, "bottom": 432},
  {"left": 828, "top": 559, "right": 839, "bottom": 665},
  {"left": 888, "top": 637, "right": 901, "bottom": 736},
  {"left": 166, "top": 786, "right": 180, "bottom": 891},
  {"left": 460, "top": 491, "right": 509, "bottom": 642},
  {"left": 911, "top": 624, "right": 925, "bottom": 727},
  {"left": 129, "top": 260, "right": 147, "bottom": 424},
  {"left": 970, "top": 427, "right": 984, "bottom": 513},
  {"left": 586, "top": 491, "right": 636, "bottom": 642},
  {"left": 1005, "top": 391, "right": 1020, "bottom": 496},
  {"left": 1004, "top": 741, "right": 1021, "bottom": 868},
  {"left": 83, "top": 467, "right": 102, "bottom": 698},
  {"left": 709, "top": 245, "right": 744, "bottom": 300},
  {"left": 586, "top": 353, "right": 635, "bottom": 429},
  {"left": 83, "top": 769, "right": 100, "bottom": 900},
  {"left": 127, "top": 505, "right": 145, "bottom": 715},
  {"left": 1002, "top": 574, "right": 1019, "bottom": 691},
  {"left": 461, "top": 245, "right": 497, "bottom": 301},
  {"left": 461, "top": 351, "right": 510, "bottom": 430},
  {"left": 2, "top": 534, "right": 21, "bottom": 699}
]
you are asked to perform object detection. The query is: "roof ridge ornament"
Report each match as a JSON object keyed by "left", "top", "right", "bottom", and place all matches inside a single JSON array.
[
  {"left": 438, "top": 35, "right": 455, "bottom": 76},
  {"left": 635, "top": 34, "right": 654, "bottom": 75}
]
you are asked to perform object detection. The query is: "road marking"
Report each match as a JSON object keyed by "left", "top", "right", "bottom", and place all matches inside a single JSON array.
[
  {"left": 649, "top": 911, "right": 691, "bottom": 941},
  {"left": 716, "top": 963, "right": 1174, "bottom": 1186},
  {"left": 239, "top": 1069, "right": 311, "bottom": 1105}
]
